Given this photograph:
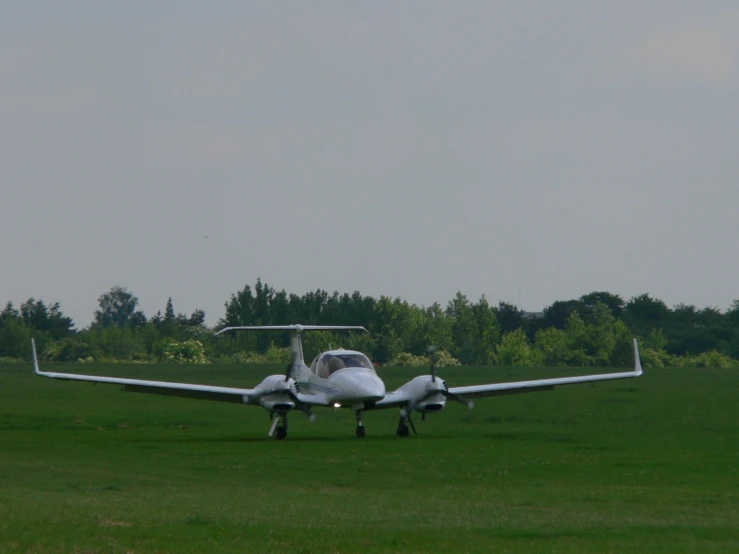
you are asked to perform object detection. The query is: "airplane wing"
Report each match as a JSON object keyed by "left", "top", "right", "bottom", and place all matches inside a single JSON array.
[
  {"left": 372, "top": 338, "right": 643, "bottom": 408},
  {"left": 449, "top": 338, "right": 643, "bottom": 399},
  {"left": 31, "top": 339, "right": 256, "bottom": 404}
]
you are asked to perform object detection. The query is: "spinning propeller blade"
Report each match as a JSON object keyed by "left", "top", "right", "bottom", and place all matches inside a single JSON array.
[
  {"left": 443, "top": 390, "right": 474, "bottom": 410},
  {"left": 427, "top": 345, "right": 437, "bottom": 383}
]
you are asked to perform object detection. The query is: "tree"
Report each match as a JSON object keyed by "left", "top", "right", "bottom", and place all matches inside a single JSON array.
[
  {"left": 93, "top": 286, "right": 146, "bottom": 328},
  {"left": 165, "top": 297, "right": 175, "bottom": 321},
  {"left": 580, "top": 291, "right": 625, "bottom": 318},
  {"left": 186, "top": 309, "right": 206, "bottom": 327},
  {"left": 16, "top": 298, "right": 74, "bottom": 339},
  {"left": 0, "top": 302, "right": 19, "bottom": 322},
  {"left": 47, "top": 302, "right": 75, "bottom": 338},
  {"left": 541, "top": 300, "right": 586, "bottom": 330},
  {"left": 495, "top": 329, "right": 541, "bottom": 367},
  {"left": 408, "top": 303, "right": 453, "bottom": 355},
  {"left": 623, "top": 294, "right": 669, "bottom": 325},
  {"left": 535, "top": 327, "right": 569, "bottom": 366},
  {"left": 644, "top": 328, "right": 667, "bottom": 351},
  {"left": 563, "top": 311, "right": 594, "bottom": 366},
  {"left": 727, "top": 300, "right": 739, "bottom": 325},
  {"left": 471, "top": 296, "right": 501, "bottom": 365},
  {"left": 589, "top": 302, "right": 616, "bottom": 365},
  {"left": 0, "top": 317, "right": 32, "bottom": 359},
  {"left": 609, "top": 320, "right": 634, "bottom": 367},
  {"left": 494, "top": 302, "right": 526, "bottom": 334},
  {"left": 222, "top": 284, "right": 256, "bottom": 327},
  {"left": 20, "top": 298, "right": 50, "bottom": 331},
  {"left": 446, "top": 292, "right": 477, "bottom": 364}
]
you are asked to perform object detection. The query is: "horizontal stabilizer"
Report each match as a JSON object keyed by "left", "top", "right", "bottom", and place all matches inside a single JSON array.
[{"left": 214, "top": 324, "right": 368, "bottom": 336}]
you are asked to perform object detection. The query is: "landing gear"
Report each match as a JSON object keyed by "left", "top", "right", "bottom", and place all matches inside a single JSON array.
[
  {"left": 355, "top": 410, "right": 366, "bottom": 438},
  {"left": 269, "top": 412, "right": 288, "bottom": 440},
  {"left": 396, "top": 411, "right": 416, "bottom": 437}
]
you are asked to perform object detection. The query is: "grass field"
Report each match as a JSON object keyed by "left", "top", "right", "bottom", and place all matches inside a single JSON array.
[{"left": 1, "top": 361, "right": 738, "bottom": 553}]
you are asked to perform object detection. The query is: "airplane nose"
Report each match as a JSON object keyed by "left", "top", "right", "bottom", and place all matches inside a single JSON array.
[
  {"left": 355, "top": 376, "right": 385, "bottom": 401},
  {"left": 329, "top": 369, "right": 386, "bottom": 402}
]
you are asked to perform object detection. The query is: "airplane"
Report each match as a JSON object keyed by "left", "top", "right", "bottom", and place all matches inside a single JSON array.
[{"left": 31, "top": 324, "right": 643, "bottom": 439}]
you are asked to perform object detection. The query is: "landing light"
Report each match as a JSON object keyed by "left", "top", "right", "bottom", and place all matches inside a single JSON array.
[{"left": 333, "top": 403, "right": 341, "bottom": 408}]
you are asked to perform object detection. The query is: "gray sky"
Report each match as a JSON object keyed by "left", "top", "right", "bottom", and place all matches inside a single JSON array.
[{"left": 3, "top": 1, "right": 739, "bottom": 328}]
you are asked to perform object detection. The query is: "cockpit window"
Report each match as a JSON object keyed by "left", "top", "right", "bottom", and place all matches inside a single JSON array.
[{"left": 313, "top": 352, "right": 375, "bottom": 378}]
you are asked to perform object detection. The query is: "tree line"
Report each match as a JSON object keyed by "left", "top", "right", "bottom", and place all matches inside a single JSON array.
[{"left": 2, "top": 280, "right": 738, "bottom": 368}]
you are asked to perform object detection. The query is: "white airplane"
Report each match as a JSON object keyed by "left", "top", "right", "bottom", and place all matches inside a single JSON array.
[{"left": 31, "top": 324, "right": 643, "bottom": 439}]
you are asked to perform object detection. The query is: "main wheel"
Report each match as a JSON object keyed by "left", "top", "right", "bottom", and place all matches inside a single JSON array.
[
  {"left": 276, "top": 426, "right": 288, "bottom": 440},
  {"left": 396, "top": 424, "right": 409, "bottom": 437},
  {"left": 356, "top": 425, "right": 366, "bottom": 438}
]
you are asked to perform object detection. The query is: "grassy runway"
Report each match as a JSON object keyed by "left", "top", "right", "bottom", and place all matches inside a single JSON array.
[{"left": 1, "top": 362, "right": 738, "bottom": 553}]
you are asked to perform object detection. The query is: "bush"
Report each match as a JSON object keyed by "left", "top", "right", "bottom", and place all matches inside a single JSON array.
[
  {"left": 388, "top": 352, "right": 428, "bottom": 367},
  {"left": 155, "top": 339, "right": 209, "bottom": 364},
  {"left": 218, "top": 344, "right": 291, "bottom": 365},
  {"left": 639, "top": 347, "right": 666, "bottom": 369},
  {"left": 388, "top": 350, "right": 461, "bottom": 368},
  {"left": 264, "top": 344, "right": 292, "bottom": 364},
  {"left": 679, "top": 350, "right": 736, "bottom": 369},
  {"left": 435, "top": 350, "right": 462, "bottom": 367},
  {"left": 43, "top": 338, "right": 94, "bottom": 362}
]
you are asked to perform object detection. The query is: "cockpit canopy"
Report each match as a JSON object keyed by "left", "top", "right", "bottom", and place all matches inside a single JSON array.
[{"left": 310, "top": 351, "right": 375, "bottom": 379}]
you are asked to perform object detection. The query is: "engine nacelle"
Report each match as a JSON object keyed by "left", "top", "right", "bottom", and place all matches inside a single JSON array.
[
  {"left": 260, "top": 394, "right": 295, "bottom": 413},
  {"left": 415, "top": 394, "right": 447, "bottom": 414},
  {"left": 254, "top": 375, "right": 295, "bottom": 413},
  {"left": 397, "top": 375, "right": 449, "bottom": 414}
]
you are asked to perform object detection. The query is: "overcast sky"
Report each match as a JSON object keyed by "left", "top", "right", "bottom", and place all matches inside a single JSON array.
[{"left": 2, "top": 1, "right": 738, "bottom": 328}]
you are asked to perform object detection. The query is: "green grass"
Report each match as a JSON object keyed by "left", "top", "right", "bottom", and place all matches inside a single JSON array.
[{"left": 1, "top": 362, "right": 738, "bottom": 553}]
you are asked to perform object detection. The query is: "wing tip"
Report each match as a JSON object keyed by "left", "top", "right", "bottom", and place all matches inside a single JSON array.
[
  {"left": 31, "top": 338, "right": 40, "bottom": 375},
  {"left": 633, "top": 338, "right": 643, "bottom": 376}
]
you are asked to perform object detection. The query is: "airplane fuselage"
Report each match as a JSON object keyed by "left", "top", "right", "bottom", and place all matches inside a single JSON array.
[{"left": 295, "top": 364, "right": 386, "bottom": 406}]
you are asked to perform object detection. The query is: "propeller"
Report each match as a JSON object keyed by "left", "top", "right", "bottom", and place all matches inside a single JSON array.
[
  {"left": 427, "top": 345, "right": 437, "bottom": 382},
  {"left": 427, "top": 344, "right": 474, "bottom": 410},
  {"left": 443, "top": 390, "right": 475, "bottom": 410},
  {"left": 397, "top": 346, "right": 473, "bottom": 436}
]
